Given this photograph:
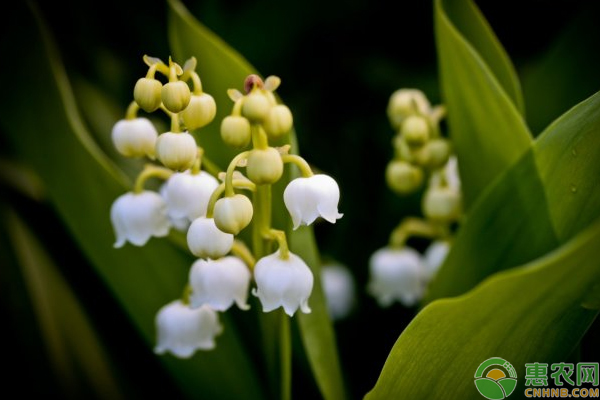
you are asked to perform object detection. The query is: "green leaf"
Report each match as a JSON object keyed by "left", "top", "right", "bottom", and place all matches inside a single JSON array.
[
  {"left": 435, "top": 0, "right": 531, "bottom": 208},
  {"left": 167, "top": 2, "right": 347, "bottom": 399},
  {"left": 366, "top": 216, "right": 600, "bottom": 400},
  {"left": 0, "top": 3, "right": 263, "bottom": 400},
  {"left": 426, "top": 90, "right": 600, "bottom": 301},
  {"left": 5, "top": 209, "right": 125, "bottom": 399}
]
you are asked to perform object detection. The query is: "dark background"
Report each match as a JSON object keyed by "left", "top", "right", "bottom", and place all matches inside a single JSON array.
[{"left": 2, "top": 0, "right": 600, "bottom": 398}]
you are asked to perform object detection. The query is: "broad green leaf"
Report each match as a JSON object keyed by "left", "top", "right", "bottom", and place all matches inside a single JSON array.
[
  {"left": 522, "top": 3, "right": 600, "bottom": 135},
  {"left": 435, "top": 0, "right": 531, "bottom": 208},
  {"left": 5, "top": 210, "right": 124, "bottom": 399},
  {"left": 427, "top": 90, "right": 600, "bottom": 301},
  {"left": 366, "top": 216, "right": 600, "bottom": 399},
  {"left": 0, "top": 3, "right": 263, "bottom": 399},
  {"left": 168, "top": 2, "right": 347, "bottom": 399}
]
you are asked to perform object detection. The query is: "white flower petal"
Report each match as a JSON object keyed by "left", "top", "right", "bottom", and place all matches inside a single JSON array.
[
  {"left": 110, "top": 191, "right": 170, "bottom": 247},
  {"left": 253, "top": 250, "right": 313, "bottom": 316},
  {"left": 423, "top": 240, "right": 451, "bottom": 279},
  {"left": 284, "top": 174, "right": 342, "bottom": 229},
  {"left": 368, "top": 247, "right": 426, "bottom": 307},
  {"left": 163, "top": 171, "right": 219, "bottom": 221},
  {"left": 189, "top": 256, "right": 251, "bottom": 311},
  {"left": 154, "top": 301, "right": 222, "bottom": 359},
  {"left": 321, "top": 264, "right": 355, "bottom": 320}
]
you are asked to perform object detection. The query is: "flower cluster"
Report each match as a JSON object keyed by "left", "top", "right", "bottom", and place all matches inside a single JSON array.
[
  {"left": 109, "top": 56, "right": 343, "bottom": 358},
  {"left": 368, "top": 89, "right": 462, "bottom": 307}
]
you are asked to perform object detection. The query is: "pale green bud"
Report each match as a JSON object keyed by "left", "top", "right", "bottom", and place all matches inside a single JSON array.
[
  {"left": 424, "top": 138, "right": 451, "bottom": 169},
  {"left": 422, "top": 186, "right": 461, "bottom": 222},
  {"left": 155, "top": 131, "right": 198, "bottom": 171},
  {"left": 385, "top": 160, "right": 423, "bottom": 194},
  {"left": 246, "top": 147, "right": 284, "bottom": 185},
  {"left": 242, "top": 92, "right": 271, "bottom": 123},
  {"left": 264, "top": 105, "right": 293, "bottom": 139},
  {"left": 213, "top": 194, "right": 254, "bottom": 235},
  {"left": 161, "top": 81, "right": 191, "bottom": 113},
  {"left": 387, "top": 89, "right": 431, "bottom": 129},
  {"left": 181, "top": 93, "right": 217, "bottom": 130},
  {"left": 401, "top": 115, "right": 430, "bottom": 147},
  {"left": 220, "top": 116, "right": 251, "bottom": 148},
  {"left": 134, "top": 77, "right": 162, "bottom": 112}
]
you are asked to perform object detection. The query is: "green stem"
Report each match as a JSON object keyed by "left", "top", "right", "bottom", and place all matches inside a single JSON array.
[
  {"left": 280, "top": 313, "right": 291, "bottom": 400},
  {"left": 231, "top": 240, "right": 256, "bottom": 270},
  {"left": 225, "top": 151, "right": 250, "bottom": 197},
  {"left": 133, "top": 165, "right": 173, "bottom": 193},
  {"left": 281, "top": 154, "right": 313, "bottom": 177},
  {"left": 252, "top": 125, "right": 269, "bottom": 150},
  {"left": 190, "top": 71, "right": 203, "bottom": 95},
  {"left": 125, "top": 101, "right": 139, "bottom": 120},
  {"left": 389, "top": 217, "right": 445, "bottom": 247},
  {"left": 170, "top": 113, "right": 180, "bottom": 133},
  {"left": 201, "top": 155, "right": 221, "bottom": 178}
]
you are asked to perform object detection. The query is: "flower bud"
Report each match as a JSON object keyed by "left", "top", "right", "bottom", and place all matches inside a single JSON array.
[
  {"left": 422, "top": 186, "right": 461, "bottom": 222},
  {"left": 387, "top": 89, "right": 431, "bottom": 128},
  {"left": 181, "top": 93, "right": 217, "bottom": 130},
  {"left": 385, "top": 160, "right": 423, "bottom": 194},
  {"left": 213, "top": 194, "right": 254, "bottom": 235},
  {"left": 246, "top": 147, "right": 284, "bottom": 185},
  {"left": 264, "top": 105, "right": 293, "bottom": 139},
  {"left": 242, "top": 91, "right": 271, "bottom": 123},
  {"left": 424, "top": 138, "right": 451, "bottom": 169},
  {"left": 134, "top": 77, "right": 162, "bottom": 112},
  {"left": 187, "top": 217, "right": 234, "bottom": 259},
  {"left": 111, "top": 118, "right": 158, "bottom": 158},
  {"left": 155, "top": 131, "right": 198, "bottom": 171},
  {"left": 220, "top": 116, "right": 251, "bottom": 148},
  {"left": 161, "top": 81, "right": 191, "bottom": 113},
  {"left": 402, "top": 115, "right": 430, "bottom": 147}
]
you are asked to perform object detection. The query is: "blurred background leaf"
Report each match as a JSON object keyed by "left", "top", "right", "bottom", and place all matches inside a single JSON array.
[{"left": 367, "top": 214, "right": 600, "bottom": 400}]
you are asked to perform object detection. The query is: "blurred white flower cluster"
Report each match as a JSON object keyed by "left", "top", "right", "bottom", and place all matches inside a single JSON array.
[
  {"left": 109, "top": 57, "right": 343, "bottom": 358},
  {"left": 368, "top": 89, "right": 461, "bottom": 307}
]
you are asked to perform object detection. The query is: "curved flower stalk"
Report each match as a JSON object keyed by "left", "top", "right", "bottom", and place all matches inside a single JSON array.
[{"left": 368, "top": 89, "right": 460, "bottom": 308}]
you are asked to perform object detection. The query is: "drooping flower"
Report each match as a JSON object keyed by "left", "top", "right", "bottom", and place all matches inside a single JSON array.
[
  {"left": 189, "top": 256, "right": 251, "bottom": 311},
  {"left": 367, "top": 247, "right": 426, "bottom": 307},
  {"left": 252, "top": 250, "right": 313, "bottom": 316},
  {"left": 283, "top": 174, "right": 343, "bottom": 229},
  {"left": 423, "top": 240, "right": 451, "bottom": 280},
  {"left": 186, "top": 217, "right": 233, "bottom": 259},
  {"left": 111, "top": 117, "right": 158, "bottom": 158},
  {"left": 162, "top": 171, "right": 219, "bottom": 223},
  {"left": 154, "top": 300, "right": 222, "bottom": 359},
  {"left": 110, "top": 191, "right": 170, "bottom": 248},
  {"left": 155, "top": 131, "right": 198, "bottom": 171},
  {"left": 320, "top": 263, "right": 355, "bottom": 320}
]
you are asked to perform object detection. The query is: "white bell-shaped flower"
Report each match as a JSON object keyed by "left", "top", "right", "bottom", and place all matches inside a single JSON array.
[
  {"left": 283, "top": 174, "right": 343, "bottom": 230},
  {"left": 367, "top": 247, "right": 426, "bottom": 307},
  {"left": 110, "top": 191, "right": 170, "bottom": 248},
  {"left": 321, "top": 263, "right": 355, "bottom": 320},
  {"left": 423, "top": 240, "right": 451, "bottom": 279},
  {"left": 187, "top": 217, "right": 233, "bottom": 259},
  {"left": 252, "top": 250, "right": 313, "bottom": 316},
  {"left": 189, "top": 256, "right": 251, "bottom": 311},
  {"left": 162, "top": 171, "right": 219, "bottom": 222},
  {"left": 154, "top": 301, "right": 222, "bottom": 359},
  {"left": 111, "top": 117, "right": 158, "bottom": 158}
]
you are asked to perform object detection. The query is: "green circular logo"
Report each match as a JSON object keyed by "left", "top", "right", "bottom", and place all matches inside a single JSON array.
[{"left": 474, "top": 357, "right": 517, "bottom": 399}]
